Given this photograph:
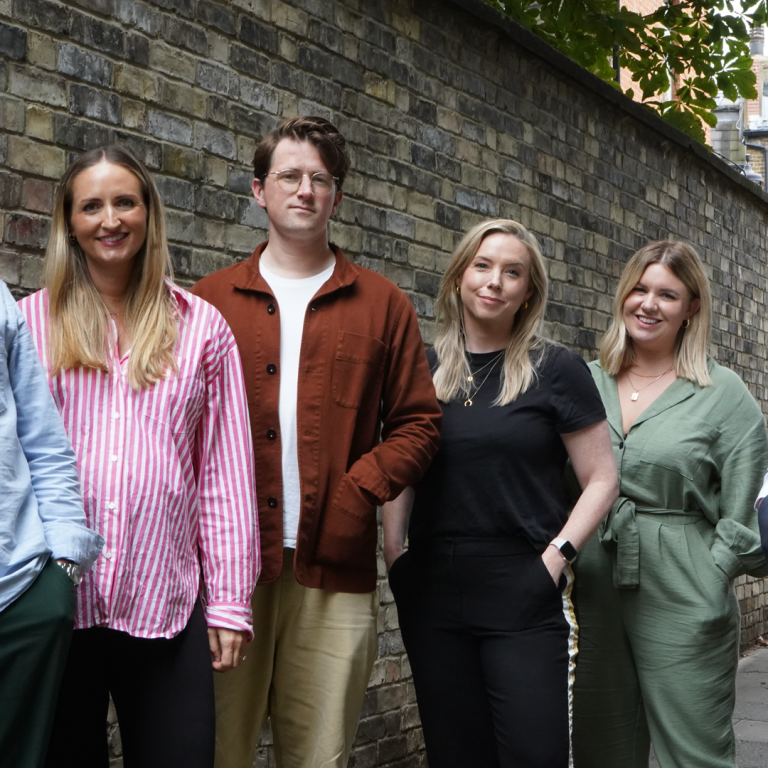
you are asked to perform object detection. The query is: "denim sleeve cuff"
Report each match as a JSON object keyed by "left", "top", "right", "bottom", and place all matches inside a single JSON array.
[{"left": 44, "top": 521, "right": 104, "bottom": 572}]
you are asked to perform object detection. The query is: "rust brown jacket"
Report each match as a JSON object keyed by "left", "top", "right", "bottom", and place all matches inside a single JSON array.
[{"left": 192, "top": 243, "right": 441, "bottom": 593}]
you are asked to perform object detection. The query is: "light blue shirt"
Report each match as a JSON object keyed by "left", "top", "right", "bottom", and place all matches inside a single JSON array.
[{"left": 0, "top": 281, "right": 103, "bottom": 613}]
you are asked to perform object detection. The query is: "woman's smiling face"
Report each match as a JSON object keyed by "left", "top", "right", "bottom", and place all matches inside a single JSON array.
[
  {"left": 68, "top": 160, "right": 148, "bottom": 274},
  {"left": 622, "top": 262, "right": 700, "bottom": 354},
  {"left": 457, "top": 232, "right": 534, "bottom": 339}
]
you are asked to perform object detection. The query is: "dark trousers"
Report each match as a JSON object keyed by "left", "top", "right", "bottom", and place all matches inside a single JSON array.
[
  {"left": 45, "top": 600, "right": 215, "bottom": 768},
  {"left": 0, "top": 559, "right": 75, "bottom": 768},
  {"left": 389, "top": 539, "right": 576, "bottom": 768}
]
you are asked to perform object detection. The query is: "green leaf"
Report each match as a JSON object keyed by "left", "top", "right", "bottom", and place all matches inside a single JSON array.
[{"left": 486, "top": 0, "right": 757, "bottom": 144}]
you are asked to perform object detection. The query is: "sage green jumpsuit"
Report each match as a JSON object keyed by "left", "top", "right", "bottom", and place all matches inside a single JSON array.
[{"left": 573, "top": 360, "right": 768, "bottom": 768}]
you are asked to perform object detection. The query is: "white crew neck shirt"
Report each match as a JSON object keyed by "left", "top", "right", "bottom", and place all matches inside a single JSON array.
[{"left": 259, "top": 259, "right": 335, "bottom": 549}]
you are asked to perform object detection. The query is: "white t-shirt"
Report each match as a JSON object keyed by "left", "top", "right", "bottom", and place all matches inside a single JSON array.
[{"left": 260, "top": 260, "right": 335, "bottom": 549}]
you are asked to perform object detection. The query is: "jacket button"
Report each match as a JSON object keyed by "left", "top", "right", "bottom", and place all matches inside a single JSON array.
[
  {"left": 266, "top": 363, "right": 277, "bottom": 374},
  {"left": 267, "top": 304, "right": 276, "bottom": 314},
  {"left": 267, "top": 429, "right": 277, "bottom": 440},
  {"left": 618, "top": 441, "right": 624, "bottom": 449},
  {"left": 267, "top": 497, "right": 278, "bottom": 508}
]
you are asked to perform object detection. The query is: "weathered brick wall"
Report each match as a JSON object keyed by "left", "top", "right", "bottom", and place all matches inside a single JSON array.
[{"left": 3, "top": 0, "right": 768, "bottom": 765}]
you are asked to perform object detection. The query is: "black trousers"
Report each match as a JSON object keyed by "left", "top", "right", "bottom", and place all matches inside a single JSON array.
[
  {"left": 389, "top": 539, "right": 576, "bottom": 768},
  {"left": 45, "top": 600, "right": 215, "bottom": 768}
]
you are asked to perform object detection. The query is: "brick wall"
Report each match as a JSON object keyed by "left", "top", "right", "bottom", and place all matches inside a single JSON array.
[{"left": 3, "top": 0, "right": 768, "bottom": 765}]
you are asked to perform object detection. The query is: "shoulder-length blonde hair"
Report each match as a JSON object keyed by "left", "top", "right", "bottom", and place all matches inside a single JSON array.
[
  {"left": 433, "top": 219, "right": 549, "bottom": 406},
  {"left": 44, "top": 145, "right": 177, "bottom": 390},
  {"left": 600, "top": 240, "right": 711, "bottom": 386}
]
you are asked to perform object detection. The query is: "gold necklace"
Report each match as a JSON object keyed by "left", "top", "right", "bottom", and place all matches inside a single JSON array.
[
  {"left": 464, "top": 352, "right": 504, "bottom": 407},
  {"left": 466, "top": 350, "right": 505, "bottom": 385},
  {"left": 626, "top": 365, "right": 674, "bottom": 402},
  {"left": 628, "top": 365, "right": 675, "bottom": 378}
]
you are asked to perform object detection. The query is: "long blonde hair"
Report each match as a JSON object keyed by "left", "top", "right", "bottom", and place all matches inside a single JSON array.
[
  {"left": 44, "top": 145, "right": 178, "bottom": 390},
  {"left": 433, "top": 219, "right": 549, "bottom": 405},
  {"left": 599, "top": 240, "right": 711, "bottom": 386}
]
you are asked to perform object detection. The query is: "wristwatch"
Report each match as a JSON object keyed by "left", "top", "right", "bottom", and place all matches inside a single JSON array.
[
  {"left": 550, "top": 538, "right": 578, "bottom": 565},
  {"left": 56, "top": 560, "right": 83, "bottom": 586}
]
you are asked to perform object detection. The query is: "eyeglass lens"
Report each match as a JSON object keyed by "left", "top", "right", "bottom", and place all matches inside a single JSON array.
[{"left": 275, "top": 170, "right": 335, "bottom": 194}]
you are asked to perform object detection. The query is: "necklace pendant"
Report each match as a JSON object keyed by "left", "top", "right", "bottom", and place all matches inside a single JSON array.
[
  {"left": 630, "top": 392, "right": 639, "bottom": 402},
  {"left": 467, "top": 375, "right": 473, "bottom": 382},
  {"left": 464, "top": 398, "right": 473, "bottom": 407}
]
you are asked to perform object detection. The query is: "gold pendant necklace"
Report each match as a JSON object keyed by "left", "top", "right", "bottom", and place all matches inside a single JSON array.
[
  {"left": 626, "top": 365, "right": 674, "bottom": 402},
  {"left": 464, "top": 351, "right": 504, "bottom": 406}
]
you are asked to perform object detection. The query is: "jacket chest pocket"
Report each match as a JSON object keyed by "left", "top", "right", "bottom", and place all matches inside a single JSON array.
[
  {"left": 332, "top": 332, "right": 387, "bottom": 409},
  {"left": 638, "top": 417, "right": 720, "bottom": 481}
]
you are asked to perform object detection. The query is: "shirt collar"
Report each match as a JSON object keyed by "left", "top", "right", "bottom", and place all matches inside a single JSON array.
[{"left": 233, "top": 241, "right": 359, "bottom": 296}]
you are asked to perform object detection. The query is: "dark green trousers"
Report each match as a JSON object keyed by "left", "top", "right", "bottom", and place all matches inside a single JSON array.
[
  {"left": 573, "top": 514, "right": 740, "bottom": 768},
  {"left": 0, "top": 559, "right": 75, "bottom": 768}
]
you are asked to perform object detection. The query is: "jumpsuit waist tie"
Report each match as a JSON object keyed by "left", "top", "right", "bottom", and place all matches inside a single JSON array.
[{"left": 598, "top": 496, "right": 705, "bottom": 588}]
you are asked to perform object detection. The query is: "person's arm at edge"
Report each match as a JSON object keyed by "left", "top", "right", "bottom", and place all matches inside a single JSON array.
[
  {"left": 194, "top": 309, "right": 259, "bottom": 672},
  {"left": 9, "top": 287, "right": 103, "bottom": 569},
  {"left": 382, "top": 487, "right": 415, "bottom": 572},
  {"left": 542, "top": 420, "right": 619, "bottom": 584}
]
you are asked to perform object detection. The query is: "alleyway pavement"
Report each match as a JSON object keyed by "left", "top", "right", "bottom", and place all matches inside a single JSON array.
[{"left": 648, "top": 646, "right": 768, "bottom": 767}]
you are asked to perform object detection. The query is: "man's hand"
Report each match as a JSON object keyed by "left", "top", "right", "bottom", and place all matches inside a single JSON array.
[{"left": 208, "top": 627, "right": 249, "bottom": 673}]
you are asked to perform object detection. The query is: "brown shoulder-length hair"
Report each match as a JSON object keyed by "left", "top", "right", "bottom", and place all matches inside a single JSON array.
[
  {"left": 599, "top": 240, "right": 711, "bottom": 386},
  {"left": 44, "top": 144, "right": 178, "bottom": 390},
  {"left": 433, "top": 219, "right": 550, "bottom": 406},
  {"left": 252, "top": 115, "right": 350, "bottom": 188}
]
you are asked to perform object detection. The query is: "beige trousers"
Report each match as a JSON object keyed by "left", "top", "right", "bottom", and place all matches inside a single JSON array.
[{"left": 214, "top": 550, "right": 379, "bottom": 768}]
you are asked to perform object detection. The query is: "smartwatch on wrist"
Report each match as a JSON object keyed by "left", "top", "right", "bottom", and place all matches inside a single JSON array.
[
  {"left": 550, "top": 538, "right": 578, "bottom": 565},
  {"left": 56, "top": 560, "right": 83, "bottom": 586}
]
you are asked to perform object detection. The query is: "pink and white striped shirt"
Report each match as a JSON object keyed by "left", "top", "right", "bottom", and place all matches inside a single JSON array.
[{"left": 20, "top": 284, "right": 259, "bottom": 639}]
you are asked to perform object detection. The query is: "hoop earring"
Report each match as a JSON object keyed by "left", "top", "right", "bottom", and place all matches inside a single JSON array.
[
  {"left": 682, "top": 318, "right": 690, "bottom": 329},
  {"left": 523, "top": 301, "right": 529, "bottom": 310},
  {"left": 455, "top": 285, "right": 460, "bottom": 295}
]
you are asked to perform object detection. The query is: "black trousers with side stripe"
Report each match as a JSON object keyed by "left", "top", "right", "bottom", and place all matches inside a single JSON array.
[{"left": 389, "top": 538, "right": 575, "bottom": 768}]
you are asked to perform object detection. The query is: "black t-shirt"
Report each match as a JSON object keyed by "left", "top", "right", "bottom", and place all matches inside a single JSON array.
[{"left": 408, "top": 344, "right": 606, "bottom": 552}]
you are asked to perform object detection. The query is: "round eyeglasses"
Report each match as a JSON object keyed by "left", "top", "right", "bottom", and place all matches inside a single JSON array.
[{"left": 264, "top": 169, "right": 339, "bottom": 196}]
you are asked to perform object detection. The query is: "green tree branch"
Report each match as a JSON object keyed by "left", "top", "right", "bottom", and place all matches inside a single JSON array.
[{"left": 486, "top": 0, "right": 767, "bottom": 144}]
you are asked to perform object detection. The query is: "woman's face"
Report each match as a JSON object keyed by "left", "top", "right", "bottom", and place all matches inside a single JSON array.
[
  {"left": 622, "top": 263, "right": 700, "bottom": 355},
  {"left": 68, "top": 160, "right": 148, "bottom": 275},
  {"left": 457, "top": 232, "right": 534, "bottom": 337}
]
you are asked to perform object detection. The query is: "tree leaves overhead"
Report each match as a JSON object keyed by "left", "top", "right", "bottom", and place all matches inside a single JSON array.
[{"left": 486, "top": 0, "right": 767, "bottom": 144}]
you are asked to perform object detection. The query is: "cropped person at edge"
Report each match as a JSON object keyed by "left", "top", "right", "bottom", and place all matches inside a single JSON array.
[
  {"left": 19, "top": 145, "right": 259, "bottom": 768},
  {"left": 192, "top": 115, "right": 442, "bottom": 768},
  {"left": 383, "top": 219, "right": 619, "bottom": 767},
  {"left": 0, "top": 277, "right": 103, "bottom": 768},
  {"left": 573, "top": 241, "right": 768, "bottom": 768}
]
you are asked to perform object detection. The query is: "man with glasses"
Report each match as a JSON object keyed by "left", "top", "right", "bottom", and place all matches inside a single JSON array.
[{"left": 192, "top": 116, "right": 441, "bottom": 768}]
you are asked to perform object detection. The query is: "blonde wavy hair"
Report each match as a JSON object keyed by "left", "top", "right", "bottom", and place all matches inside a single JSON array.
[
  {"left": 599, "top": 240, "right": 711, "bottom": 386},
  {"left": 433, "top": 219, "right": 549, "bottom": 406},
  {"left": 44, "top": 145, "right": 178, "bottom": 390}
]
